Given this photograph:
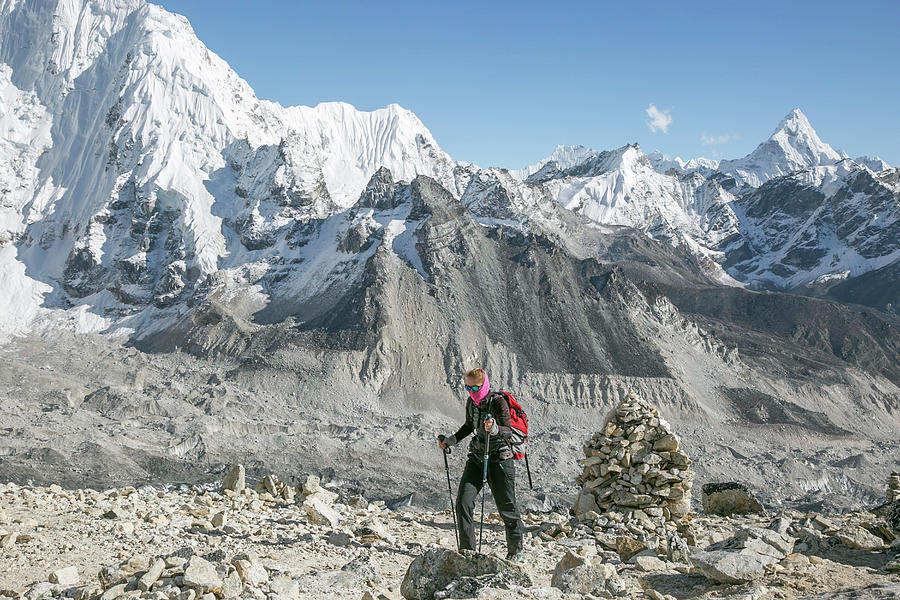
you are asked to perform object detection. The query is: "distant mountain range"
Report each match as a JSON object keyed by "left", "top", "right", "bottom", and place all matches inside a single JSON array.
[{"left": 1, "top": 1, "right": 896, "bottom": 344}]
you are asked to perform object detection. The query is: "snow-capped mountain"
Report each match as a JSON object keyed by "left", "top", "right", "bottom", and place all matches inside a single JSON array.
[
  {"left": 0, "top": 0, "right": 462, "bottom": 339},
  {"left": 521, "top": 144, "right": 740, "bottom": 252},
  {"left": 724, "top": 160, "right": 900, "bottom": 288},
  {"left": 514, "top": 110, "right": 898, "bottom": 295},
  {"left": 0, "top": 0, "right": 898, "bottom": 344},
  {"left": 852, "top": 155, "right": 891, "bottom": 172},
  {"left": 509, "top": 144, "right": 596, "bottom": 181},
  {"left": 716, "top": 108, "right": 848, "bottom": 188},
  {"left": 647, "top": 152, "right": 720, "bottom": 178}
]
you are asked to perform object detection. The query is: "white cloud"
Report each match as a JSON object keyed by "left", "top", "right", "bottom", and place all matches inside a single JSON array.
[
  {"left": 646, "top": 104, "right": 672, "bottom": 134},
  {"left": 701, "top": 133, "right": 736, "bottom": 145}
]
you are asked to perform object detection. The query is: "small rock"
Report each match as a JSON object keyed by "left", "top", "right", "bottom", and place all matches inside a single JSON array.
[
  {"left": 632, "top": 554, "right": 668, "bottom": 571},
  {"left": 221, "top": 570, "right": 242, "bottom": 599},
  {"left": 24, "top": 583, "right": 55, "bottom": 600},
  {"left": 301, "top": 475, "right": 321, "bottom": 496},
  {"left": 885, "top": 500, "right": 900, "bottom": 534},
  {"left": 48, "top": 566, "right": 79, "bottom": 586},
  {"left": 210, "top": 512, "right": 226, "bottom": 528},
  {"left": 327, "top": 531, "right": 353, "bottom": 546},
  {"left": 222, "top": 465, "right": 245, "bottom": 493},
  {"left": 138, "top": 559, "right": 165, "bottom": 591},
  {"left": 232, "top": 560, "right": 268, "bottom": 587},
  {"left": 653, "top": 434, "right": 679, "bottom": 452},
  {"left": 182, "top": 556, "right": 223, "bottom": 593},
  {"left": 355, "top": 520, "right": 394, "bottom": 544},
  {"left": 99, "top": 584, "right": 127, "bottom": 600},
  {"left": 550, "top": 551, "right": 584, "bottom": 588},
  {"left": 551, "top": 562, "right": 617, "bottom": 595},
  {"left": 616, "top": 536, "right": 647, "bottom": 561},
  {"left": 302, "top": 495, "right": 341, "bottom": 527},
  {"left": 268, "top": 576, "right": 298, "bottom": 599}
]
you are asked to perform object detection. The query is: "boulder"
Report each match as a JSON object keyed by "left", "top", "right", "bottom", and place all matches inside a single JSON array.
[
  {"left": 691, "top": 527, "right": 794, "bottom": 583},
  {"left": 701, "top": 482, "right": 764, "bottom": 516},
  {"left": 399, "top": 548, "right": 531, "bottom": 600},
  {"left": 837, "top": 525, "right": 885, "bottom": 550},
  {"left": 691, "top": 550, "right": 777, "bottom": 584},
  {"left": 222, "top": 465, "right": 245, "bottom": 493},
  {"left": 551, "top": 563, "right": 617, "bottom": 595}
]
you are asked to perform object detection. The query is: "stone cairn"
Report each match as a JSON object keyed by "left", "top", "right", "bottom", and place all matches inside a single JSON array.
[
  {"left": 574, "top": 392, "right": 693, "bottom": 542},
  {"left": 888, "top": 472, "right": 900, "bottom": 503}
]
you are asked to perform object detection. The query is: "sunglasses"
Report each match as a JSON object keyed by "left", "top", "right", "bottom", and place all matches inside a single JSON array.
[{"left": 464, "top": 384, "right": 482, "bottom": 392}]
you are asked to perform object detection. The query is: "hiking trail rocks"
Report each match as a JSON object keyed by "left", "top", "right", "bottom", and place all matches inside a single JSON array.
[
  {"left": 2, "top": 478, "right": 900, "bottom": 600},
  {"left": 573, "top": 392, "right": 694, "bottom": 543}
]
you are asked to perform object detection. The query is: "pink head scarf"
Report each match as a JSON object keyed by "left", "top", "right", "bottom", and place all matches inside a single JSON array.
[{"left": 468, "top": 370, "right": 490, "bottom": 405}]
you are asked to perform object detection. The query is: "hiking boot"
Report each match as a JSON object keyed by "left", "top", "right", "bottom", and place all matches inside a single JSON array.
[{"left": 505, "top": 551, "right": 524, "bottom": 562}]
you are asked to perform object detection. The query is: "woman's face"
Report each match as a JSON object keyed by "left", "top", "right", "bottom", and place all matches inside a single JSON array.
[{"left": 465, "top": 373, "right": 484, "bottom": 388}]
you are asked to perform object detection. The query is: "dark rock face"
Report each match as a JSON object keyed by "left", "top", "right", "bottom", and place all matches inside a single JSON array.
[
  {"left": 723, "top": 166, "right": 900, "bottom": 289},
  {"left": 701, "top": 482, "right": 764, "bottom": 516},
  {"left": 886, "top": 500, "right": 900, "bottom": 534}
]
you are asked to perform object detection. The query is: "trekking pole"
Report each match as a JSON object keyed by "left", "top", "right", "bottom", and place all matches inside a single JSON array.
[
  {"left": 524, "top": 452, "right": 534, "bottom": 490},
  {"left": 478, "top": 413, "right": 491, "bottom": 554},
  {"left": 438, "top": 436, "right": 460, "bottom": 552}
]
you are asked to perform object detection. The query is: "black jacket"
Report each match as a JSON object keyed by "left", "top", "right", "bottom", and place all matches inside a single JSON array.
[{"left": 451, "top": 392, "right": 514, "bottom": 461}]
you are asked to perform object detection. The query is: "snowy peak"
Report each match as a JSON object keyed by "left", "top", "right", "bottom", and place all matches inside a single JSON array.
[
  {"left": 769, "top": 107, "right": 846, "bottom": 164},
  {"left": 510, "top": 144, "right": 596, "bottom": 181},
  {"left": 717, "top": 108, "right": 846, "bottom": 187},
  {"left": 647, "top": 151, "right": 719, "bottom": 177},
  {"left": 853, "top": 155, "right": 892, "bottom": 172},
  {"left": 0, "top": 0, "right": 464, "bottom": 340}
]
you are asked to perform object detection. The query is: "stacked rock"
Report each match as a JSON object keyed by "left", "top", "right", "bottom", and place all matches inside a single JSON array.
[
  {"left": 888, "top": 472, "right": 900, "bottom": 503},
  {"left": 574, "top": 392, "right": 693, "bottom": 540}
]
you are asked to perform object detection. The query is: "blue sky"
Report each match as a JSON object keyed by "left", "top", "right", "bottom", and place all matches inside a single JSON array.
[{"left": 156, "top": 0, "right": 900, "bottom": 168}]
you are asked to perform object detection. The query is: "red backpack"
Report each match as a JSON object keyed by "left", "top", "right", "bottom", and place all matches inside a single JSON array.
[{"left": 496, "top": 391, "right": 528, "bottom": 460}]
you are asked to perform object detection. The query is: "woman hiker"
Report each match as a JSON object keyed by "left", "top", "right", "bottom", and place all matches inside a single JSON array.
[{"left": 438, "top": 367, "right": 525, "bottom": 560}]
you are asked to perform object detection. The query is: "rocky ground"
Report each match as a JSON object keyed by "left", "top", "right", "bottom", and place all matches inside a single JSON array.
[
  {"left": 0, "top": 475, "right": 897, "bottom": 600},
  {"left": 2, "top": 332, "right": 898, "bottom": 517}
]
